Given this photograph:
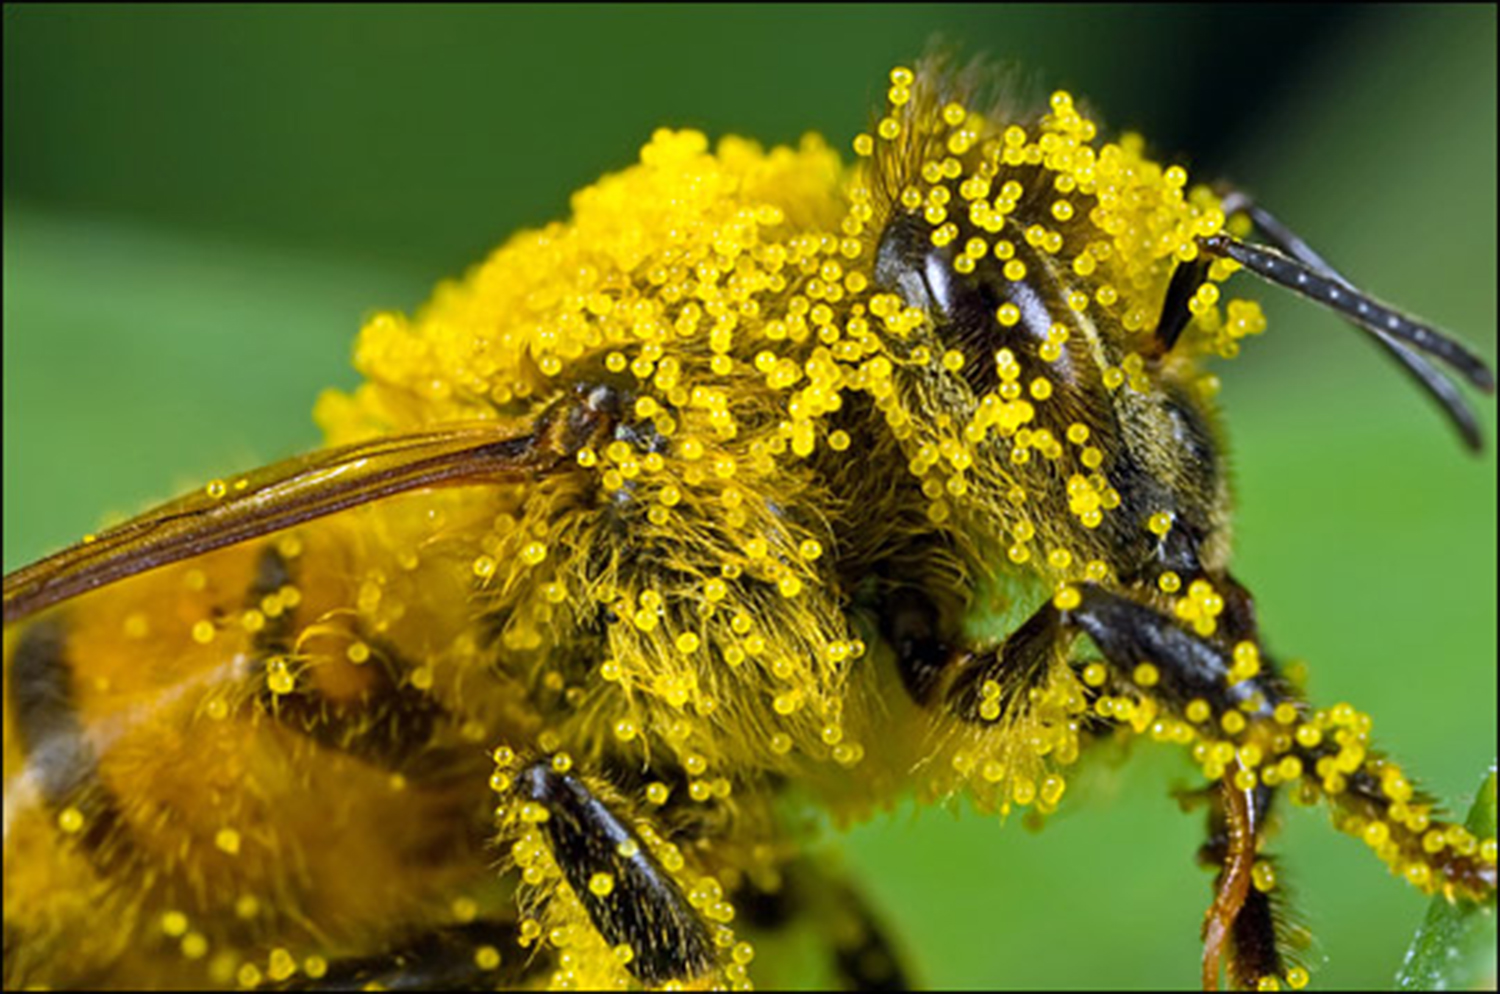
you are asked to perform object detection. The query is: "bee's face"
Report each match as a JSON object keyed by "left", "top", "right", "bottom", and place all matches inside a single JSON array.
[{"left": 854, "top": 80, "right": 1242, "bottom": 594}]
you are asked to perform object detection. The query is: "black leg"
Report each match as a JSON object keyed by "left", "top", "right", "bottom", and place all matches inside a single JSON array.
[
  {"left": 883, "top": 577, "right": 1494, "bottom": 988},
  {"left": 878, "top": 582, "right": 1060, "bottom": 722},
  {"left": 499, "top": 758, "right": 719, "bottom": 987},
  {"left": 1192, "top": 778, "right": 1288, "bottom": 991},
  {"left": 1066, "top": 582, "right": 1494, "bottom": 985}
]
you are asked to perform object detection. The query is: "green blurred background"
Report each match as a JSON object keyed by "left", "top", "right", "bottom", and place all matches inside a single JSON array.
[{"left": 4, "top": 6, "right": 1495, "bottom": 989}]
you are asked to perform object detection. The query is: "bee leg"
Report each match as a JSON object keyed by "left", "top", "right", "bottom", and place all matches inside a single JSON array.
[
  {"left": 1057, "top": 583, "right": 1297, "bottom": 989},
  {"left": 737, "top": 859, "right": 913, "bottom": 991},
  {"left": 1186, "top": 777, "right": 1284, "bottom": 991},
  {"left": 887, "top": 579, "right": 1493, "bottom": 985},
  {"left": 879, "top": 583, "right": 1058, "bottom": 720},
  {"left": 1063, "top": 582, "right": 1496, "bottom": 986},
  {"left": 507, "top": 758, "right": 720, "bottom": 986},
  {"left": 888, "top": 581, "right": 1289, "bottom": 987},
  {"left": 264, "top": 920, "right": 537, "bottom": 991}
]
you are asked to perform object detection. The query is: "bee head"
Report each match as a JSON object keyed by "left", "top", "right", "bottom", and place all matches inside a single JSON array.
[
  {"left": 855, "top": 69, "right": 1245, "bottom": 575},
  {"left": 857, "top": 62, "right": 1489, "bottom": 582}
]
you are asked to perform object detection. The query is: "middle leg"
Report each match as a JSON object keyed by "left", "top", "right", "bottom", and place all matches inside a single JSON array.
[{"left": 492, "top": 755, "right": 725, "bottom": 988}]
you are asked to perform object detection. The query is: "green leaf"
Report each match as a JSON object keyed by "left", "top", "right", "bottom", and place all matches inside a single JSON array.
[{"left": 1395, "top": 765, "right": 1497, "bottom": 991}]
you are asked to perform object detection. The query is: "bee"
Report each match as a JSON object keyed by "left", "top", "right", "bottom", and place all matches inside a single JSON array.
[{"left": 4, "top": 58, "right": 1495, "bottom": 991}]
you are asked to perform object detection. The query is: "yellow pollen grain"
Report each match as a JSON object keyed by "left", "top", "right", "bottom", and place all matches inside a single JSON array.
[
  {"left": 123, "top": 612, "right": 150, "bottom": 639},
  {"left": 215, "top": 828, "right": 242, "bottom": 855},
  {"left": 268, "top": 948, "right": 296, "bottom": 982},
  {"left": 266, "top": 661, "right": 294, "bottom": 696}
]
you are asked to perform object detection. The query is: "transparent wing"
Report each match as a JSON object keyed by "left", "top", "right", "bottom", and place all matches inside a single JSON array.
[{"left": 4, "top": 417, "right": 586, "bottom": 624}]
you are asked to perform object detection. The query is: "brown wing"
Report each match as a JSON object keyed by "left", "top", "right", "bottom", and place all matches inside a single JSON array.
[{"left": 4, "top": 403, "right": 607, "bottom": 624}]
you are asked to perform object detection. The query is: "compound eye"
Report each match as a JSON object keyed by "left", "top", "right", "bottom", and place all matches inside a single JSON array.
[{"left": 874, "top": 213, "right": 1075, "bottom": 396}]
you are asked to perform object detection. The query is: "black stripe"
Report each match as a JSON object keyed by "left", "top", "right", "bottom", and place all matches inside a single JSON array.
[
  {"left": 8, "top": 617, "right": 129, "bottom": 861},
  {"left": 246, "top": 546, "right": 462, "bottom": 777},
  {"left": 249, "top": 544, "right": 295, "bottom": 652},
  {"left": 263, "top": 920, "right": 539, "bottom": 991}
]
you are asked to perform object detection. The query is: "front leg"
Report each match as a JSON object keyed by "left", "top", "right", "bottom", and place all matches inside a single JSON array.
[
  {"left": 881, "top": 579, "right": 1494, "bottom": 990},
  {"left": 881, "top": 581, "right": 1289, "bottom": 987}
]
